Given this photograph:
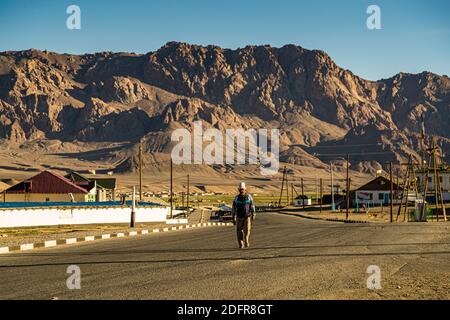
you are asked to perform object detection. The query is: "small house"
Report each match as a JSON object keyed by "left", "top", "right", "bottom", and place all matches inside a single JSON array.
[
  {"left": 293, "top": 195, "right": 312, "bottom": 206},
  {"left": 354, "top": 176, "right": 401, "bottom": 206},
  {"left": 65, "top": 171, "right": 117, "bottom": 201}
]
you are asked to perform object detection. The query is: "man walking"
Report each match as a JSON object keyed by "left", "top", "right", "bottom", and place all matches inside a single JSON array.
[{"left": 232, "top": 182, "right": 256, "bottom": 248}]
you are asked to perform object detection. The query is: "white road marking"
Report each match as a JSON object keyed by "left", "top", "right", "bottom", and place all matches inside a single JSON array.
[
  {"left": 66, "top": 238, "right": 77, "bottom": 245},
  {"left": 20, "top": 243, "right": 34, "bottom": 251},
  {"left": 44, "top": 240, "right": 57, "bottom": 247},
  {"left": 0, "top": 247, "right": 9, "bottom": 254}
]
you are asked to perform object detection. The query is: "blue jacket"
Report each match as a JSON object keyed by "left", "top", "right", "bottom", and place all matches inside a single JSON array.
[{"left": 232, "top": 193, "right": 256, "bottom": 218}]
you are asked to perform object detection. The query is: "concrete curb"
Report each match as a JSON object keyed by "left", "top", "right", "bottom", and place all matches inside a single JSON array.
[
  {"left": 277, "top": 210, "right": 371, "bottom": 224},
  {"left": 0, "top": 222, "right": 233, "bottom": 255}
]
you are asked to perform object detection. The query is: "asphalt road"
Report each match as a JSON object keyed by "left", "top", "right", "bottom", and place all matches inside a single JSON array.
[{"left": 0, "top": 213, "right": 449, "bottom": 299}]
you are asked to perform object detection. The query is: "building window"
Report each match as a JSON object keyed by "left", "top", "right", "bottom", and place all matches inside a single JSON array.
[
  {"left": 378, "top": 193, "right": 384, "bottom": 200},
  {"left": 45, "top": 198, "right": 50, "bottom": 202}
]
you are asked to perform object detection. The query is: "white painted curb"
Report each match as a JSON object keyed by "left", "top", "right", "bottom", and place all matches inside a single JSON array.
[
  {"left": 44, "top": 240, "right": 57, "bottom": 248},
  {"left": 66, "top": 238, "right": 77, "bottom": 245},
  {"left": 0, "top": 247, "right": 9, "bottom": 254},
  {"left": 20, "top": 243, "right": 34, "bottom": 251},
  {"left": 0, "top": 222, "right": 233, "bottom": 254}
]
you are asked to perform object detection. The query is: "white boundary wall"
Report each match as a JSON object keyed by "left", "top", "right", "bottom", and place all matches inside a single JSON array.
[{"left": 0, "top": 206, "right": 169, "bottom": 228}]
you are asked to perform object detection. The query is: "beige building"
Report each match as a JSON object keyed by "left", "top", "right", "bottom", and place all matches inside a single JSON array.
[{"left": 65, "top": 172, "right": 117, "bottom": 201}]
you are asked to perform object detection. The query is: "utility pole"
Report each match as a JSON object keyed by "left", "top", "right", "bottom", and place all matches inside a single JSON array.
[
  {"left": 396, "top": 168, "right": 399, "bottom": 196},
  {"left": 170, "top": 158, "right": 173, "bottom": 219},
  {"left": 346, "top": 154, "right": 350, "bottom": 220},
  {"left": 330, "top": 161, "right": 335, "bottom": 212},
  {"left": 285, "top": 170, "right": 289, "bottom": 205},
  {"left": 187, "top": 174, "right": 190, "bottom": 217},
  {"left": 397, "top": 156, "right": 411, "bottom": 222},
  {"left": 315, "top": 179, "right": 319, "bottom": 206},
  {"left": 130, "top": 186, "right": 136, "bottom": 228},
  {"left": 389, "top": 161, "right": 393, "bottom": 223},
  {"left": 291, "top": 183, "right": 294, "bottom": 206},
  {"left": 420, "top": 115, "right": 426, "bottom": 193},
  {"left": 421, "top": 152, "right": 431, "bottom": 221},
  {"left": 301, "top": 177, "right": 305, "bottom": 209},
  {"left": 319, "top": 178, "right": 323, "bottom": 213},
  {"left": 139, "top": 141, "right": 143, "bottom": 201},
  {"left": 278, "top": 166, "right": 286, "bottom": 207},
  {"left": 432, "top": 139, "right": 447, "bottom": 222},
  {"left": 432, "top": 139, "right": 440, "bottom": 222}
]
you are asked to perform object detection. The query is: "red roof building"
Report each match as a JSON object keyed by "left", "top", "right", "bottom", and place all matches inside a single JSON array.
[
  {"left": 3, "top": 171, "right": 93, "bottom": 203},
  {"left": 5, "top": 171, "right": 88, "bottom": 194}
]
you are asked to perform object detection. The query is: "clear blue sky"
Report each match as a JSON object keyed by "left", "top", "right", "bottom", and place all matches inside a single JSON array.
[{"left": 0, "top": 0, "right": 448, "bottom": 80}]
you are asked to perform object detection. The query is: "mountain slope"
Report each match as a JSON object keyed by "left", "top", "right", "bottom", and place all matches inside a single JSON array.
[{"left": 0, "top": 43, "right": 448, "bottom": 175}]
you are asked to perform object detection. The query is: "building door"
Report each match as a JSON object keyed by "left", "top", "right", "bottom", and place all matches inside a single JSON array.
[{"left": 384, "top": 192, "right": 390, "bottom": 205}]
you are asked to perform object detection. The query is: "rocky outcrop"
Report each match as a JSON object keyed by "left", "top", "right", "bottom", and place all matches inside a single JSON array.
[{"left": 0, "top": 42, "right": 448, "bottom": 173}]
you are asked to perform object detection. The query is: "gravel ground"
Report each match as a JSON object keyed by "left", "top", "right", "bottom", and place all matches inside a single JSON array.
[
  {"left": 281, "top": 205, "right": 449, "bottom": 223},
  {"left": 281, "top": 210, "right": 390, "bottom": 223},
  {"left": 0, "top": 213, "right": 448, "bottom": 299}
]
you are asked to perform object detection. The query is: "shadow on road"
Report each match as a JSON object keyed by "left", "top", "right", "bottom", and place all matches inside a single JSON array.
[
  {"left": 1, "top": 244, "right": 449, "bottom": 269},
  {"left": 2, "top": 241, "right": 449, "bottom": 258}
]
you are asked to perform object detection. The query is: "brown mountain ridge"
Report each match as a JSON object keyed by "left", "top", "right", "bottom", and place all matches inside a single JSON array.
[{"left": 0, "top": 42, "right": 448, "bottom": 176}]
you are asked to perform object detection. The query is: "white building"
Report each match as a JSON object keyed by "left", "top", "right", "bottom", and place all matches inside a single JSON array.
[
  {"left": 293, "top": 195, "right": 312, "bottom": 206},
  {"left": 416, "top": 168, "right": 450, "bottom": 201},
  {"left": 354, "top": 176, "right": 402, "bottom": 206}
]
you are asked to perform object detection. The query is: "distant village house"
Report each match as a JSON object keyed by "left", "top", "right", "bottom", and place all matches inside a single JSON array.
[
  {"left": 353, "top": 176, "right": 401, "bottom": 206},
  {"left": 2, "top": 171, "right": 96, "bottom": 202},
  {"left": 65, "top": 171, "right": 117, "bottom": 201}
]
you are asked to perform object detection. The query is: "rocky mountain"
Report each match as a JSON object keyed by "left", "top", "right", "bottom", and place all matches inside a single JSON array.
[{"left": 0, "top": 42, "right": 448, "bottom": 175}]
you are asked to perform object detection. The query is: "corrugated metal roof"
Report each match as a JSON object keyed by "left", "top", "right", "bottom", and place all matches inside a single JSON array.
[
  {"left": 65, "top": 172, "right": 91, "bottom": 183},
  {"left": 5, "top": 171, "right": 88, "bottom": 194},
  {"left": 66, "top": 172, "right": 117, "bottom": 190},
  {"left": 92, "top": 178, "right": 116, "bottom": 189},
  {"left": 356, "top": 176, "right": 402, "bottom": 191}
]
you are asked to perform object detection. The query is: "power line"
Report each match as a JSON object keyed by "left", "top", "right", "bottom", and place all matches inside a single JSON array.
[
  {"left": 305, "top": 143, "right": 382, "bottom": 149},
  {"left": 313, "top": 151, "right": 393, "bottom": 157}
]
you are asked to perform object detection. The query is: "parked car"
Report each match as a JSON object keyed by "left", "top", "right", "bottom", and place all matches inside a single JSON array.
[
  {"left": 218, "top": 211, "right": 233, "bottom": 222},
  {"left": 209, "top": 204, "right": 233, "bottom": 222}
]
